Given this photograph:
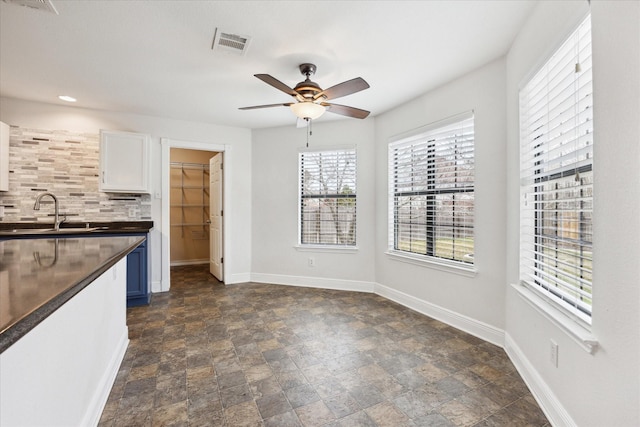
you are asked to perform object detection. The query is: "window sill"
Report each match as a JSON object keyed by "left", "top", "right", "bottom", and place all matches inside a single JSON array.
[
  {"left": 295, "top": 244, "right": 358, "bottom": 254},
  {"left": 385, "top": 250, "right": 477, "bottom": 277},
  {"left": 511, "top": 283, "right": 598, "bottom": 354}
]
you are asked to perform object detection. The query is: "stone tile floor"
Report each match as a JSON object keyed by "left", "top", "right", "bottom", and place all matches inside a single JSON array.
[{"left": 98, "top": 265, "right": 550, "bottom": 426}]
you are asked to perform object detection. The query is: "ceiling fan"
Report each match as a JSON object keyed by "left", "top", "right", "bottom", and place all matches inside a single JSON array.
[{"left": 239, "top": 63, "right": 370, "bottom": 121}]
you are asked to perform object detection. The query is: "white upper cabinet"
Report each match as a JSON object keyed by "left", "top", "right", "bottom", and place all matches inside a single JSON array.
[
  {"left": 99, "top": 130, "right": 151, "bottom": 193},
  {"left": 0, "top": 121, "right": 9, "bottom": 192}
]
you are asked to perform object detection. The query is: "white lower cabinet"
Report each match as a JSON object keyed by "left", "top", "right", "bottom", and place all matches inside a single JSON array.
[{"left": 0, "top": 259, "right": 129, "bottom": 427}]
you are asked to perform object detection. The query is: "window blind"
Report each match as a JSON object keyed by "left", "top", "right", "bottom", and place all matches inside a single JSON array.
[
  {"left": 519, "top": 15, "right": 593, "bottom": 320},
  {"left": 389, "top": 112, "right": 474, "bottom": 264},
  {"left": 299, "top": 148, "right": 356, "bottom": 246}
]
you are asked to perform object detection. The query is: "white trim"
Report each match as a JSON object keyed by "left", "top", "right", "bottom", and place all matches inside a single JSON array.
[
  {"left": 151, "top": 280, "right": 163, "bottom": 293},
  {"left": 389, "top": 110, "right": 474, "bottom": 144},
  {"left": 170, "top": 259, "right": 208, "bottom": 267},
  {"left": 511, "top": 283, "right": 598, "bottom": 354},
  {"left": 294, "top": 244, "right": 359, "bottom": 253},
  {"left": 505, "top": 333, "right": 577, "bottom": 427},
  {"left": 375, "top": 282, "right": 503, "bottom": 346},
  {"left": 251, "top": 273, "right": 375, "bottom": 293},
  {"left": 298, "top": 144, "right": 357, "bottom": 154},
  {"left": 161, "top": 138, "right": 227, "bottom": 291},
  {"left": 84, "top": 331, "right": 129, "bottom": 427},
  {"left": 225, "top": 272, "right": 251, "bottom": 285},
  {"left": 385, "top": 250, "right": 477, "bottom": 277}
]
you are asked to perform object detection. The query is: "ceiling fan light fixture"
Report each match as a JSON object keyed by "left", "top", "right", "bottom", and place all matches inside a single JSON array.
[{"left": 290, "top": 102, "right": 325, "bottom": 120}]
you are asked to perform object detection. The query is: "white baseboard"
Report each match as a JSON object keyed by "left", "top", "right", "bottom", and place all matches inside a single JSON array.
[
  {"left": 251, "top": 273, "right": 375, "bottom": 293},
  {"left": 152, "top": 280, "right": 165, "bottom": 293},
  {"left": 83, "top": 329, "right": 129, "bottom": 427},
  {"left": 374, "top": 282, "right": 504, "bottom": 347},
  {"left": 226, "top": 272, "right": 251, "bottom": 284},
  {"left": 504, "top": 333, "right": 575, "bottom": 427}
]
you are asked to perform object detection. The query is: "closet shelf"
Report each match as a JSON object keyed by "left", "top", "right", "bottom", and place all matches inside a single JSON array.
[
  {"left": 171, "top": 185, "right": 209, "bottom": 190},
  {"left": 170, "top": 162, "right": 210, "bottom": 172},
  {"left": 170, "top": 161, "right": 210, "bottom": 237}
]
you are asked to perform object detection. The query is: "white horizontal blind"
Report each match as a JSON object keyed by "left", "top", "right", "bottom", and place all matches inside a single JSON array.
[
  {"left": 389, "top": 113, "right": 474, "bottom": 264},
  {"left": 299, "top": 148, "right": 356, "bottom": 245},
  {"left": 520, "top": 15, "right": 593, "bottom": 320}
]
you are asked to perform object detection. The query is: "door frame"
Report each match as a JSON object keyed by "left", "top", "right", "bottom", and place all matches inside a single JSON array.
[{"left": 160, "top": 138, "right": 227, "bottom": 291}]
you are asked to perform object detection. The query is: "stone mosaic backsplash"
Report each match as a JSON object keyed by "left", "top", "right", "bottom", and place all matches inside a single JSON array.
[{"left": 0, "top": 126, "right": 151, "bottom": 223}]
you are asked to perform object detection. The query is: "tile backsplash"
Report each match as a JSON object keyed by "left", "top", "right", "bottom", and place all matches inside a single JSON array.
[{"left": 0, "top": 126, "right": 151, "bottom": 222}]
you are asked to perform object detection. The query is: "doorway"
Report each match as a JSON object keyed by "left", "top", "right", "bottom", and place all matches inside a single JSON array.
[
  {"left": 161, "top": 139, "right": 226, "bottom": 292},
  {"left": 169, "top": 148, "right": 218, "bottom": 269}
]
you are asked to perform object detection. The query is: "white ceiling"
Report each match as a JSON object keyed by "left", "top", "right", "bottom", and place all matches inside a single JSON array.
[{"left": 0, "top": 0, "right": 536, "bottom": 129}]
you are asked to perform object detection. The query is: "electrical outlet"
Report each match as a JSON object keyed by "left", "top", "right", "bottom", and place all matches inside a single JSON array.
[
  {"left": 308, "top": 257, "right": 315, "bottom": 267},
  {"left": 550, "top": 339, "right": 559, "bottom": 367},
  {"left": 128, "top": 207, "right": 136, "bottom": 218}
]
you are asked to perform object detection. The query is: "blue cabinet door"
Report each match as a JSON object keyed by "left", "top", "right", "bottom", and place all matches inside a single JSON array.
[{"left": 126, "top": 239, "right": 150, "bottom": 307}]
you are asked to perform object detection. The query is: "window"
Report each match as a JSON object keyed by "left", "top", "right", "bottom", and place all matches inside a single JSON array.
[
  {"left": 388, "top": 112, "right": 474, "bottom": 265},
  {"left": 299, "top": 148, "right": 356, "bottom": 246},
  {"left": 519, "top": 15, "right": 593, "bottom": 322}
]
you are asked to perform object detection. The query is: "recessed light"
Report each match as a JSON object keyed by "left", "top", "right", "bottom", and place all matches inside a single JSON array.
[{"left": 58, "top": 95, "right": 76, "bottom": 102}]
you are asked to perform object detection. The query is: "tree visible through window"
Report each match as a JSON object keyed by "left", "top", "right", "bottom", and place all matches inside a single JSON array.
[
  {"left": 389, "top": 113, "right": 475, "bottom": 264},
  {"left": 299, "top": 148, "right": 356, "bottom": 246}
]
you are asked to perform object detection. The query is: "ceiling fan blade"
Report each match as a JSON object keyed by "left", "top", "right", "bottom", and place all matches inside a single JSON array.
[
  {"left": 314, "top": 77, "right": 369, "bottom": 101},
  {"left": 238, "top": 103, "right": 293, "bottom": 110},
  {"left": 323, "top": 103, "right": 370, "bottom": 119},
  {"left": 254, "top": 74, "right": 299, "bottom": 97}
]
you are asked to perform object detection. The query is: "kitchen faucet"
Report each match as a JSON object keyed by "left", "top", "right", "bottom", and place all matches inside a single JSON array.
[{"left": 34, "top": 192, "right": 65, "bottom": 231}]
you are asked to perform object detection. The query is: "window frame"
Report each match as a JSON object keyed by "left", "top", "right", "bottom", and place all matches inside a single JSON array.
[
  {"left": 519, "top": 14, "right": 594, "bottom": 325},
  {"left": 387, "top": 111, "right": 475, "bottom": 273},
  {"left": 298, "top": 146, "right": 357, "bottom": 248}
]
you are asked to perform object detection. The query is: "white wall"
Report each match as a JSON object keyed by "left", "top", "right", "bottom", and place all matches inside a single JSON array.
[
  {"left": 0, "top": 97, "right": 252, "bottom": 288},
  {"left": 373, "top": 58, "right": 508, "bottom": 344},
  {"left": 251, "top": 119, "right": 376, "bottom": 290},
  {"left": 504, "top": 1, "right": 640, "bottom": 426}
]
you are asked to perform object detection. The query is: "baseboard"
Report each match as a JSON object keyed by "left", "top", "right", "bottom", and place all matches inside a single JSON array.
[
  {"left": 374, "top": 282, "right": 504, "bottom": 347},
  {"left": 170, "top": 259, "right": 208, "bottom": 267},
  {"left": 504, "top": 333, "right": 575, "bottom": 427},
  {"left": 225, "top": 272, "right": 251, "bottom": 284},
  {"left": 82, "top": 329, "right": 129, "bottom": 427},
  {"left": 152, "top": 280, "right": 165, "bottom": 293},
  {"left": 251, "top": 273, "right": 375, "bottom": 293}
]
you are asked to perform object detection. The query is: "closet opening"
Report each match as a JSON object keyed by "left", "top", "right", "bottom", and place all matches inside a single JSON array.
[{"left": 160, "top": 139, "right": 226, "bottom": 292}]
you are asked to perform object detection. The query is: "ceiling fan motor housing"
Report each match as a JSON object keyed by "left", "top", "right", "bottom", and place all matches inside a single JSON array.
[{"left": 295, "top": 64, "right": 322, "bottom": 99}]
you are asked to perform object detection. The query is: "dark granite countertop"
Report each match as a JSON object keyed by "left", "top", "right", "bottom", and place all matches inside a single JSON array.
[
  {"left": 0, "top": 221, "right": 153, "bottom": 237},
  {"left": 0, "top": 235, "right": 145, "bottom": 353}
]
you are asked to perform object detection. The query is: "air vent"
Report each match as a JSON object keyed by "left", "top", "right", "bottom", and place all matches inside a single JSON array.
[
  {"left": 211, "top": 28, "right": 251, "bottom": 56},
  {"left": 2, "top": 0, "right": 58, "bottom": 14}
]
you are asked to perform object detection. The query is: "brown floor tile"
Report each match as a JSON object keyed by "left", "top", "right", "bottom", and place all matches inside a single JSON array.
[{"left": 98, "top": 265, "right": 549, "bottom": 427}]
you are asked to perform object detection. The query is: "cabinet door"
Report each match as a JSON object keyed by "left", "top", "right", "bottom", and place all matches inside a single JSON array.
[
  {"left": 100, "top": 130, "right": 150, "bottom": 193},
  {"left": 0, "top": 121, "right": 9, "bottom": 192},
  {"left": 126, "top": 240, "right": 149, "bottom": 306}
]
